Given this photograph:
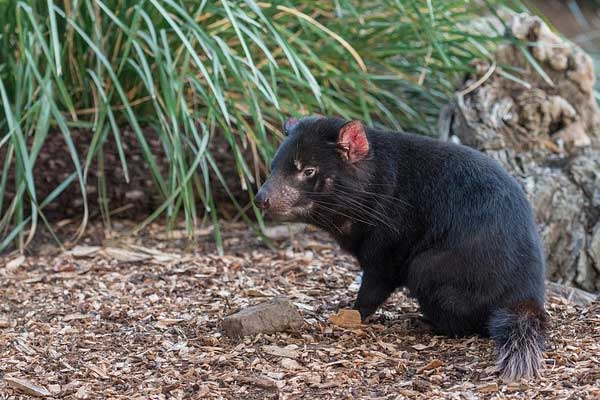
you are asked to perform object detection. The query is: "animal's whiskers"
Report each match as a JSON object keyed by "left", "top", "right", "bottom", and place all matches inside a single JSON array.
[
  {"left": 310, "top": 199, "right": 379, "bottom": 228},
  {"left": 331, "top": 182, "right": 413, "bottom": 209},
  {"left": 304, "top": 189, "right": 399, "bottom": 233}
]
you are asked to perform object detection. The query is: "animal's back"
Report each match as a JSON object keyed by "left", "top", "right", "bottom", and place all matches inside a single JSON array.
[
  {"left": 383, "top": 131, "right": 547, "bottom": 380},
  {"left": 376, "top": 132, "right": 545, "bottom": 327}
]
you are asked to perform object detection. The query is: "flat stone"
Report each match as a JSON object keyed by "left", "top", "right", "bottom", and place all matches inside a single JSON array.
[
  {"left": 222, "top": 297, "right": 303, "bottom": 338},
  {"left": 589, "top": 223, "right": 600, "bottom": 272}
]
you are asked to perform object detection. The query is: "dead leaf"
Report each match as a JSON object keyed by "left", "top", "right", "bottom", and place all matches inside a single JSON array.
[
  {"left": 53, "top": 258, "right": 77, "bottom": 272},
  {"left": 75, "top": 385, "right": 90, "bottom": 399},
  {"left": 48, "top": 384, "right": 61, "bottom": 395},
  {"left": 418, "top": 359, "right": 443, "bottom": 373},
  {"left": 411, "top": 344, "right": 430, "bottom": 351},
  {"left": 328, "top": 309, "right": 362, "bottom": 329},
  {"left": 477, "top": 382, "right": 499, "bottom": 393},
  {"left": 6, "top": 256, "right": 25, "bottom": 272},
  {"left": 155, "top": 317, "right": 188, "bottom": 329},
  {"left": 14, "top": 338, "right": 36, "bottom": 355},
  {"left": 128, "top": 244, "right": 181, "bottom": 262},
  {"left": 103, "top": 247, "right": 151, "bottom": 262},
  {"left": 506, "top": 382, "right": 528, "bottom": 392},
  {"left": 235, "top": 375, "right": 279, "bottom": 390},
  {"left": 67, "top": 246, "right": 100, "bottom": 258},
  {"left": 4, "top": 377, "right": 51, "bottom": 397},
  {"left": 63, "top": 313, "right": 89, "bottom": 322},
  {"left": 246, "top": 288, "right": 269, "bottom": 297},
  {"left": 87, "top": 364, "right": 109, "bottom": 380},
  {"left": 305, "top": 374, "right": 321, "bottom": 385},
  {"left": 262, "top": 345, "right": 299, "bottom": 359}
]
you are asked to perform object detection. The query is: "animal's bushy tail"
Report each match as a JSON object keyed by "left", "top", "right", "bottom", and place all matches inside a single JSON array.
[{"left": 488, "top": 300, "right": 548, "bottom": 381}]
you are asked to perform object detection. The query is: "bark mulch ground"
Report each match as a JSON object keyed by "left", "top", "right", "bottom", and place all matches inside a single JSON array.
[{"left": 1, "top": 222, "right": 599, "bottom": 399}]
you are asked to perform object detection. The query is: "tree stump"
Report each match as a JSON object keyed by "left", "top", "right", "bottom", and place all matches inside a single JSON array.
[{"left": 442, "top": 13, "right": 600, "bottom": 292}]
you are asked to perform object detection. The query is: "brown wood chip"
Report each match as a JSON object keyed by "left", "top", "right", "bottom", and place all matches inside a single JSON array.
[
  {"left": 1, "top": 221, "right": 598, "bottom": 399},
  {"left": 328, "top": 309, "right": 362, "bottom": 329}
]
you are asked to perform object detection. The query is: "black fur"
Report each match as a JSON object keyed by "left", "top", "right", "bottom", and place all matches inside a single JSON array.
[{"left": 256, "top": 117, "right": 547, "bottom": 380}]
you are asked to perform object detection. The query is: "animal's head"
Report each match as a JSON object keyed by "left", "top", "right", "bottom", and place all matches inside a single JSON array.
[{"left": 255, "top": 116, "right": 373, "bottom": 224}]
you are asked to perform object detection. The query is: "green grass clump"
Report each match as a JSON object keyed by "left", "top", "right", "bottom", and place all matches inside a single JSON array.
[{"left": 0, "top": 0, "right": 524, "bottom": 253}]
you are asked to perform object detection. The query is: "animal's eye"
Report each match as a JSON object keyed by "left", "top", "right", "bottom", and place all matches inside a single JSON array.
[{"left": 303, "top": 167, "right": 316, "bottom": 178}]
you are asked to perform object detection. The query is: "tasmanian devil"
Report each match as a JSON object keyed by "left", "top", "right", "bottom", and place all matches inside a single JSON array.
[{"left": 255, "top": 116, "right": 547, "bottom": 381}]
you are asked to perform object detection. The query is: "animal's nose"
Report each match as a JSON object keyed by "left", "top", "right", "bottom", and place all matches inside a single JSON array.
[{"left": 255, "top": 189, "right": 270, "bottom": 210}]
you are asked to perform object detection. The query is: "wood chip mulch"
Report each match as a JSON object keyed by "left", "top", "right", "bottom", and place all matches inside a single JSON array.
[{"left": 1, "top": 222, "right": 599, "bottom": 399}]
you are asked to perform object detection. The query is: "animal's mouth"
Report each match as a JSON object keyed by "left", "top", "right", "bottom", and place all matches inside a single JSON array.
[{"left": 262, "top": 202, "right": 313, "bottom": 221}]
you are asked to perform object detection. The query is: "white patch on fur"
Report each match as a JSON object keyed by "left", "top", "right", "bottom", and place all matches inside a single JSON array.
[
  {"left": 324, "top": 177, "right": 334, "bottom": 191},
  {"left": 496, "top": 327, "right": 543, "bottom": 381},
  {"left": 491, "top": 309, "right": 545, "bottom": 382},
  {"left": 294, "top": 159, "right": 303, "bottom": 171}
]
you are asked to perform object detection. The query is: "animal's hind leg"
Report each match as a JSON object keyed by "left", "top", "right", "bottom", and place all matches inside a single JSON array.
[
  {"left": 418, "top": 300, "right": 488, "bottom": 337},
  {"left": 406, "top": 249, "right": 497, "bottom": 336}
]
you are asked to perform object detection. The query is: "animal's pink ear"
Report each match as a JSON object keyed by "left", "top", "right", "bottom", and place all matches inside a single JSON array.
[
  {"left": 283, "top": 117, "right": 299, "bottom": 136},
  {"left": 338, "top": 121, "right": 369, "bottom": 162}
]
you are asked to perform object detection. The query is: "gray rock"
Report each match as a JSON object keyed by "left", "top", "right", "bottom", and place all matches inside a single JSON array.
[
  {"left": 528, "top": 168, "right": 588, "bottom": 287},
  {"left": 222, "top": 297, "right": 303, "bottom": 338},
  {"left": 589, "top": 223, "right": 600, "bottom": 274},
  {"left": 570, "top": 151, "right": 600, "bottom": 209},
  {"left": 546, "top": 281, "right": 598, "bottom": 307}
]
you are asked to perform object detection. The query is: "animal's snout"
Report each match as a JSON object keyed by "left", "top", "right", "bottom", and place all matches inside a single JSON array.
[
  {"left": 255, "top": 186, "right": 271, "bottom": 210},
  {"left": 255, "top": 191, "right": 270, "bottom": 210},
  {"left": 255, "top": 177, "right": 300, "bottom": 219}
]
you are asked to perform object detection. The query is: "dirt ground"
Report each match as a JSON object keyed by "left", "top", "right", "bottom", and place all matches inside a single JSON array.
[{"left": 1, "top": 222, "right": 599, "bottom": 399}]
